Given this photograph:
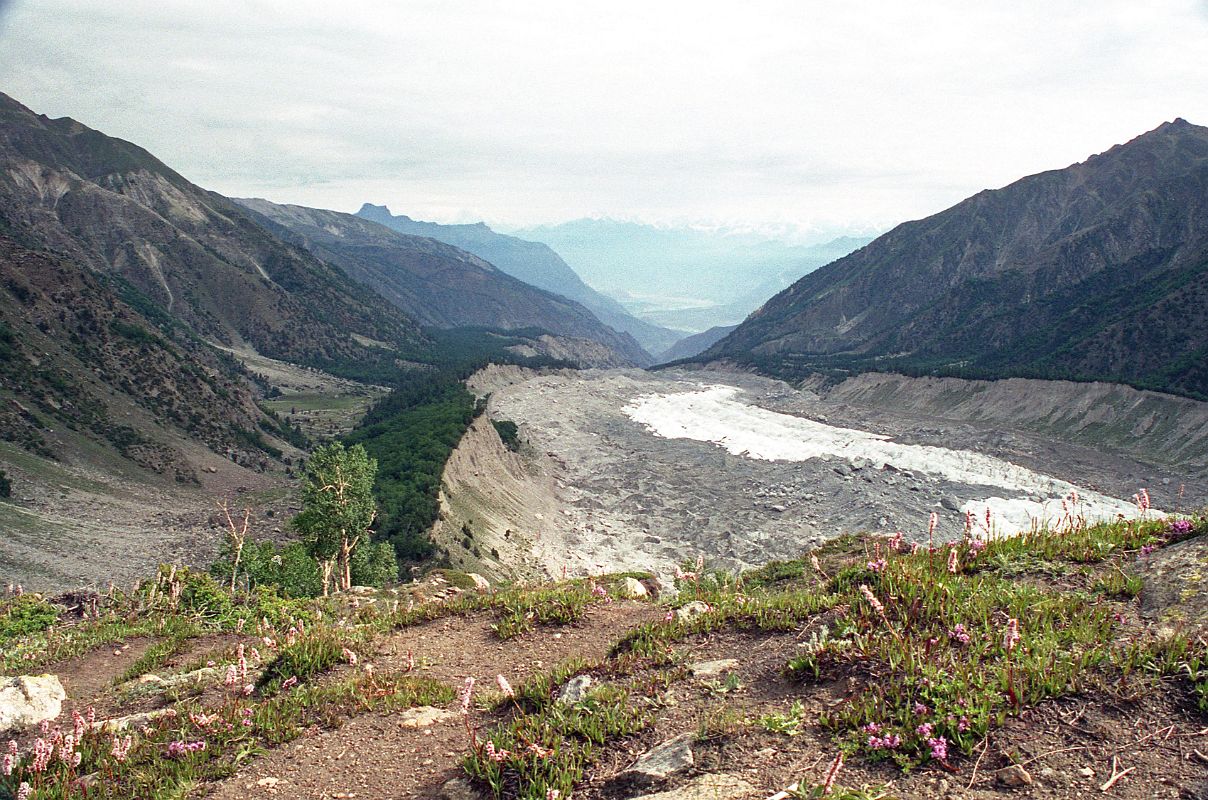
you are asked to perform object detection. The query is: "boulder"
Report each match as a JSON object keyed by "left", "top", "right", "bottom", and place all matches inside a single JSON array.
[
  {"left": 997, "top": 763, "right": 1033, "bottom": 787},
  {"left": 622, "top": 733, "right": 694, "bottom": 781},
  {"left": 673, "top": 601, "right": 710, "bottom": 622},
  {"left": 626, "top": 773, "right": 754, "bottom": 799},
  {"left": 556, "top": 674, "right": 593, "bottom": 706},
  {"left": 620, "top": 577, "right": 648, "bottom": 598},
  {"left": 0, "top": 675, "right": 65, "bottom": 732},
  {"left": 397, "top": 705, "right": 459, "bottom": 729},
  {"left": 688, "top": 659, "right": 738, "bottom": 677},
  {"left": 467, "top": 573, "right": 491, "bottom": 591},
  {"left": 96, "top": 707, "right": 175, "bottom": 732},
  {"left": 1139, "top": 534, "right": 1208, "bottom": 631}
]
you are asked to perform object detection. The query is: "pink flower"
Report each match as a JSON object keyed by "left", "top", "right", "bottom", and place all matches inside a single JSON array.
[
  {"left": 1003, "top": 618, "right": 1021, "bottom": 653},
  {"left": 928, "top": 736, "right": 949, "bottom": 761},
  {"left": 527, "top": 742, "right": 552, "bottom": 758},
  {"left": 16, "top": 782, "right": 31, "bottom": 800},
  {"left": 2, "top": 753, "right": 14, "bottom": 776},
  {"left": 342, "top": 647, "right": 358, "bottom": 665},
  {"left": 928, "top": 512, "right": 938, "bottom": 538},
  {"left": 868, "top": 733, "right": 901, "bottom": 750},
  {"left": 913, "top": 702, "right": 928, "bottom": 715},
  {"left": 483, "top": 741, "right": 509, "bottom": 762},
  {"left": 459, "top": 677, "right": 476, "bottom": 714},
  {"left": 949, "top": 624, "right": 971, "bottom": 645},
  {"left": 947, "top": 548, "right": 959, "bottom": 574},
  {"left": 405, "top": 650, "right": 415, "bottom": 671},
  {"left": 224, "top": 665, "right": 239, "bottom": 687},
  {"left": 546, "top": 791, "right": 561, "bottom": 800},
  {"left": 810, "top": 554, "right": 823, "bottom": 572},
  {"left": 867, "top": 558, "right": 887, "bottom": 573},
  {"left": 969, "top": 538, "right": 987, "bottom": 553},
  {"left": 859, "top": 585, "right": 884, "bottom": 616},
  {"left": 281, "top": 676, "right": 298, "bottom": 690},
  {"left": 862, "top": 722, "right": 881, "bottom": 734},
  {"left": 889, "top": 531, "right": 904, "bottom": 551},
  {"left": 957, "top": 716, "right": 970, "bottom": 732},
  {"left": 663, "top": 610, "right": 675, "bottom": 623},
  {"left": 496, "top": 674, "right": 515, "bottom": 700},
  {"left": 916, "top": 722, "right": 933, "bottom": 737}
]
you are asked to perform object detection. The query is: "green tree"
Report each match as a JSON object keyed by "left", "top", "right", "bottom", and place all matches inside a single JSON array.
[
  {"left": 291, "top": 442, "right": 378, "bottom": 595},
  {"left": 0, "top": 469, "right": 10, "bottom": 499}
]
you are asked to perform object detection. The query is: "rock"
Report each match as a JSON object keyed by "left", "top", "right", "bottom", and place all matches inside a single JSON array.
[
  {"left": 348, "top": 585, "right": 377, "bottom": 596},
  {"left": 673, "top": 601, "right": 710, "bottom": 622},
  {"left": 833, "top": 463, "right": 852, "bottom": 477},
  {"left": 688, "top": 659, "right": 738, "bottom": 677},
  {"left": 466, "top": 573, "right": 490, "bottom": 591},
  {"left": 770, "top": 504, "right": 787, "bottom": 513},
  {"left": 97, "top": 707, "right": 175, "bottom": 732},
  {"left": 997, "top": 764, "right": 1033, "bottom": 787},
  {"left": 439, "top": 775, "right": 480, "bottom": 799},
  {"left": 398, "top": 705, "right": 459, "bottom": 729},
  {"left": 620, "top": 577, "right": 648, "bottom": 598},
  {"left": 622, "top": 733, "right": 695, "bottom": 781},
  {"left": 1078, "top": 767, "right": 1094, "bottom": 778},
  {"left": 0, "top": 675, "right": 66, "bottom": 732},
  {"left": 940, "top": 496, "right": 961, "bottom": 512},
  {"left": 627, "top": 773, "right": 754, "bottom": 800},
  {"left": 137, "top": 674, "right": 165, "bottom": 684},
  {"left": 1139, "top": 533, "right": 1208, "bottom": 631},
  {"left": 556, "top": 674, "right": 593, "bottom": 706}
]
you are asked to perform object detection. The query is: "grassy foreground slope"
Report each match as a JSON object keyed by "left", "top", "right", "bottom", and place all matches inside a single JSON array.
[{"left": 1, "top": 507, "right": 1205, "bottom": 799}]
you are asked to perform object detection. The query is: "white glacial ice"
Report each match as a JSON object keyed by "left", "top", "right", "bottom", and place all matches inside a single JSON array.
[{"left": 623, "top": 386, "right": 1156, "bottom": 536}]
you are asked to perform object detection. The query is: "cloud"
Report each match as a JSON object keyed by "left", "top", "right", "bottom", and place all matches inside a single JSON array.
[{"left": 1, "top": 0, "right": 1206, "bottom": 233}]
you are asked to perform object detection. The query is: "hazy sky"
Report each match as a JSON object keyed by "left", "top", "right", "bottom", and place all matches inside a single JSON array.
[{"left": 2, "top": 1, "right": 1206, "bottom": 237}]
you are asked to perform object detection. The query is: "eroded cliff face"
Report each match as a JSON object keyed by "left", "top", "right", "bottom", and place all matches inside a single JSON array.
[
  {"left": 428, "top": 413, "right": 566, "bottom": 583},
  {"left": 813, "top": 373, "right": 1208, "bottom": 470}
]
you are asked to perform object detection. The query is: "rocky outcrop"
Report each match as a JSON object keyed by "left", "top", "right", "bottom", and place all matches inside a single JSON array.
[
  {"left": 1139, "top": 533, "right": 1208, "bottom": 630},
  {"left": 0, "top": 675, "right": 65, "bottom": 732}
]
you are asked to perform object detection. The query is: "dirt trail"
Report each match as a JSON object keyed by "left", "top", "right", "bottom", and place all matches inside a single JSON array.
[{"left": 206, "top": 602, "right": 662, "bottom": 800}]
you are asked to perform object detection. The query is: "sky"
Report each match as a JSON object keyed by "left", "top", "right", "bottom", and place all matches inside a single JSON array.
[{"left": 1, "top": 1, "right": 1206, "bottom": 239}]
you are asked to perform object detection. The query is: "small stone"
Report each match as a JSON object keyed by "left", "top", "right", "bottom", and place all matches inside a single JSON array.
[
  {"left": 997, "top": 764, "right": 1033, "bottom": 787},
  {"left": 256, "top": 777, "right": 281, "bottom": 788},
  {"left": 397, "top": 706, "right": 459, "bottom": 729},
  {"left": 688, "top": 659, "right": 738, "bottom": 677},
  {"left": 673, "top": 601, "right": 710, "bottom": 622},
  {"left": 439, "top": 776, "right": 478, "bottom": 800},
  {"left": 556, "top": 674, "right": 593, "bottom": 706},
  {"left": 620, "top": 577, "right": 648, "bottom": 598},
  {"left": 940, "top": 497, "right": 961, "bottom": 512},
  {"left": 137, "top": 674, "right": 165, "bottom": 684},
  {"left": 1079, "top": 767, "right": 1094, "bottom": 778},
  {"left": 770, "top": 504, "right": 787, "bottom": 513}
]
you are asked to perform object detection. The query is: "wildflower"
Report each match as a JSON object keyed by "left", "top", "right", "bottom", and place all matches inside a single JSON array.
[
  {"left": 916, "top": 722, "right": 933, "bottom": 737},
  {"left": 912, "top": 702, "right": 928, "bottom": 716},
  {"left": 820, "top": 752, "right": 844, "bottom": 794},
  {"left": 547, "top": 791, "right": 561, "bottom": 800},
  {"left": 224, "top": 664, "right": 239, "bottom": 687},
  {"left": 2, "top": 753, "right": 14, "bottom": 776},
  {"left": 867, "top": 558, "right": 887, "bottom": 573},
  {"left": 868, "top": 734, "right": 901, "bottom": 750},
  {"left": 527, "top": 742, "right": 553, "bottom": 758},
  {"left": 110, "top": 734, "right": 133, "bottom": 762},
  {"left": 958, "top": 716, "right": 971, "bottom": 732},
  {"left": 928, "top": 736, "right": 949, "bottom": 761},
  {"left": 483, "top": 741, "right": 509, "bottom": 762},
  {"left": 281, "top": 676, "right": 298, "bottom": 690},
  {"left": 859, "top": 585, "right": 884, "bottom": 616},
  {"left": 342, "top": 647, "right": 358, "bottom": 665},
  {"left": 72, "top": 709, "right": 86, "bottom": 740},
  {"left": 889, "top": 531, "right": 904, "bottom": 551},
  {"left": 1168, "top": 519, "right": 1193, "bottom": 535},
  {"left": 243, "top": 684, "right": 254, "bottom": 696},
  {"left": 241, "top": 708, "right": 254, "bottom": 727},
  {"left": 862, "top": 722, "right": 881, "bottom": 734},
  {"left": 928, "top": 512, "right": 938, "bottom": 540},
  {"left": 810, "top": 554, "right": 822, "bottom": 572},
  {"left": 459, "top": 677, "right": 476, "bottom": 714},
  {"left": 495, "top": 674, "right": 515, "bottom": 700},
  {"left": 949, "top": 624, "right": 971, "bottom": 645},
  {"left": 969, "top": 537, "right": 987, "bottom": 554},
  {"left": 237, "top": 643, "right": 248, "bottom": 681},
  {"left": 405, "top": 650, "right": 415, "bottom": 671},
  {"left": 1137, "top": 544, "right": 1157, "bottom": 559},
  {"left": 663, "top": 610, "right": 675, "bottom": 623},
  {"left": 1004, "top": 618, "right": 1021, "bottom": 653},
  {"left": 947, "top": 548, "right": 959, "bottom": 574},
  {"left": 31, "top": 739, "right": 51, "bottom": 773},
  {"left": 16, "top": 782, "right": 31, "bottom": 800}
]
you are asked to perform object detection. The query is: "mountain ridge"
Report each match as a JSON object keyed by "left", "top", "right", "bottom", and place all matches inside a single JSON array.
[{"left": 701, "top": 118, "right": 1208, "bottom": 399}]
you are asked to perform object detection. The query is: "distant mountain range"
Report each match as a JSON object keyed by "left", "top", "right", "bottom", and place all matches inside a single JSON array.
[
  {"left": 355, "top": 204, "right": 682, "bottom": 356},
  {"left": 239, "top": 199, "right": 650, "bottom": 367},
  {"left": 514, "top": 219, "right": 873, "bottom": 333},
  {"left": 702, "top": 119, "right": 1208, "bottom": 399}
]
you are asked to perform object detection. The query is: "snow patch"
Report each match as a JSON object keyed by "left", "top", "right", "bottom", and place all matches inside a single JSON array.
[{"left": 623, "top": 386, "right": 1153, "bottom": 535}]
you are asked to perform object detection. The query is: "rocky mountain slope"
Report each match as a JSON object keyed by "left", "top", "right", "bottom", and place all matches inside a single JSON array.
[
  {"left": 356, "top": 203, "right": 681, "bottom": 355},
  {"left": 0, "top": 236, "right": 280, "bottom": 482},
  {"left": 657, "top": 324, "right": 737, "bottom": 363},
  {"left": 238, "top": 199, "right": 650, "bottom": 367},
  {"left": 703, "top": 119, "right": 1208, "bottom": 398},
  {"left": 0, "top": 92, "right": 426, "bottom": 377}
]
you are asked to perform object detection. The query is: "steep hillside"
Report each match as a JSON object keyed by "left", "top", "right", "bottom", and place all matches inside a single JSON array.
[
  {"left": 657, "top": 324, "right": 737, "bottom": 362},
  {"left": 237, "top": 199, "right": 650, "bottom": 366},
  {"left": 704, "top": 119, "right": 1208, "bottom": 398},
  {"left": 0, "top": 92, "right": 426, "bottom": 378},
  {"left": 0, "top": 237, "right": 288, "bottom": 480},
  {"left": 355, "top": 203, "right": 680, "bottom": 354}
]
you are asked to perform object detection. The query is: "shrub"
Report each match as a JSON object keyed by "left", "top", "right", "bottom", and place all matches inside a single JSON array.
[
  {"left": 0, "top": 595, "right": 58, "bottom": 643},
  {"left": 0, "top": 469, "right": 9, "bottom": 499}
]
